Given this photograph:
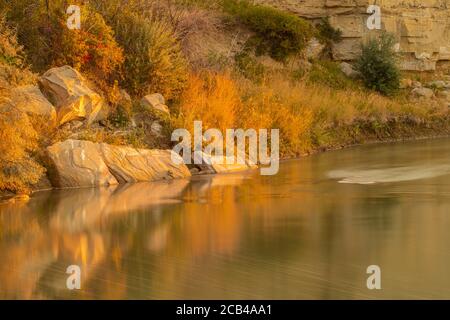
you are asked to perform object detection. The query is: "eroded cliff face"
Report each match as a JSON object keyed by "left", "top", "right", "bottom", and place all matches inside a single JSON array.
[{"left": 257, "top": 0, "right": 450, "bottom": 71}]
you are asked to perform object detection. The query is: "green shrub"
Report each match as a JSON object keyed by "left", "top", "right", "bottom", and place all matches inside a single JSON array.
[
  {"left": 316, "top": 17, "right": 342, "bottom": 57},
  {"left": 308, "top": 60, "right": 356, "bottom": 90},
  {"left": 354, "top": 33, "right": 400, "bottom": 96},
  {"left": 95, "top": 3, "right": 188, "bottom": 100},
  {"left": 223, "top": 0, "right": 313, "bottom": 62},
  {"left": 316, "top": 17, "right": 342, "bottom": 44},
  {"left": 234, "top": 51, "right": 266, "bottom": 82},
  {"left": 56, "top": 5, "right": 124, "bottom": 89}
]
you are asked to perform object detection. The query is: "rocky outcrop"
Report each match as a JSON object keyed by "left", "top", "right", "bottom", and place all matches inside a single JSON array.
[
  {"left": 140, "top": 93, "right": 170, "bottom": 115},
  {"left": 10, "top": 85, "right": 56, "bottom": 122},
  {"left": 98, "top": 144, "right": 191, "bottom": 183},
  {"left": 46, "top": 139, "right": 191, "bottom": 188},
  {"left": 39, "top": 66, "right": 105, "bottom": 125},
  {"left": 46, "top": 140, "right": 118, "bottom": 188},
  {"left": 257, "top": 0, "right": 450, "bottom": 71}
]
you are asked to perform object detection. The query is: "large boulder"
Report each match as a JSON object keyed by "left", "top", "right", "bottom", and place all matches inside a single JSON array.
[
  {"left": 39, "top": 66, "right": 105, "bottom": 125},
  {"left": 46, "top": 140, "right": 118, "bottom": 188},
  {"left": 45, "top": 139, "right": 191, "bottom": 188},
  {"left": 10, "top": 85, "right": 56, "bottom": 122},
  {"left": 98, "top": 144, "right": 191, "bottom": 183}
]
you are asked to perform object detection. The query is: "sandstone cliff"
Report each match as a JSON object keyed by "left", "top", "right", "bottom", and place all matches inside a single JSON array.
[{"left": 257, "top": 0, "right": 450, "bottom": 71}]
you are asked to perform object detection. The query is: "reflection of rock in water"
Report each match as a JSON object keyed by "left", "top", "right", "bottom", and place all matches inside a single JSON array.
[
  {"left": 328, "top": 164, "right": 450, "bottom": 185},
  {"left": 0, "top": 179, "right": 190, "bottom": 299},
  {"left": 186, "top": 172, "right": 254, "bottom": 202},
  {"left": 48, "top": 180, "right": 190, "bottom": 232}
]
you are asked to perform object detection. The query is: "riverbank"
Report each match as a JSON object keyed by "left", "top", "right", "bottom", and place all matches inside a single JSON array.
[
  {"left": 298, "top": 117, "right": 450, "bottom": 157},
  {"left": 2, "top": 124, "right": 449, "bottom": 202}
]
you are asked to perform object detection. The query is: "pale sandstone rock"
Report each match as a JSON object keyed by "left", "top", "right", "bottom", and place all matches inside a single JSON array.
[
  {"left": 305, "top": 37, "right": 326, "bottom": 59},
  {"left": 10, "top": 85, "right": 56, "bottom": 122},
  {"left": 98, "top": 144, "right": 191, "bottom": 183},
  {"left": 427, "top": 81, "right": 446, "bottom": 89},
  {"left": 46, "top": 140, "right": 191, "bottom": 188},
  {"left": 140, "top": 93, "right": 170, "bottom": 115},
  {"left": 151, "top": 121, "right": 163, "bottom": 136},
  {"left": 39, "top": 66, "right": 105, "bottom": 125},
  {"left": 194, "top": 152, "right": 254, "bottom": 174},
  {"left": 411, "top": 87, "right": 435, "bottom": 99},
  {"left": 340, "top": 62, "right": 359, "bottom": 78},
  {"left": 46, "top": 140, "right": 118, "bottom": 188}
]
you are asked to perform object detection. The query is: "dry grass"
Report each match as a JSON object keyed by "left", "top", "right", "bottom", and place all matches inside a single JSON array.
[
  {"left": 173, "top": 8, "right": 223, "bottom": 67},
  {"left": 173, "top": 71, "right": 239, "bottom": 132},
  {"left": 173, "top": 70, "right": 447, "bottom": 157}
]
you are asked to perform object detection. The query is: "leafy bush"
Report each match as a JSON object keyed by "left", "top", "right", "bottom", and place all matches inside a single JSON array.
[
  {"left": 56, "top": 5, "right": 124, "bottom": 89},
  {"left": 316, "top": 17, "right": 342, "bottom": 43},
  {"left": 234, "top": 51, "right": 266, "bottom": 82},
  {"left": 354, "top": 33, "right": 400, "bottom": 96},
  {"left": 223, "top": 0, "right": 313, "bottom": 61},
  {"left": 2, "top": 1, "right": 123, "bottom": 85},
  {"left": 316, "top": 17, "right": 342, "bottom": 57},
  {"left": 95, "top": 3, "right": 188, "bottom": 100}
]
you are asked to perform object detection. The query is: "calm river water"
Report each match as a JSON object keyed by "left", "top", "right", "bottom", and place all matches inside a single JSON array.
[{"left": 1, "top": 138, "right": 450, "bottom": 299}]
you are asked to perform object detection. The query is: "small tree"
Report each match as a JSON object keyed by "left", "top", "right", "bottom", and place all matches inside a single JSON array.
[
  {"left": 223, "top": 0, "right": 313, "bottom": 62},
  {"left": 354, "top": 32, "right": 400, "bottom": 96},
  {"left": 316, "top": 17, "right": 342, "bottom": 57}
]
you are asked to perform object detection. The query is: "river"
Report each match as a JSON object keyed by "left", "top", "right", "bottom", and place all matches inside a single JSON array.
[{"left": 1, "top": 137, "right": 450, "bottom": 299}]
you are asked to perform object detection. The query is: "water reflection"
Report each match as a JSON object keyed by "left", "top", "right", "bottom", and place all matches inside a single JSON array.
[{"left": 1, "top": 138, "right": 450, "bottom": 299}]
